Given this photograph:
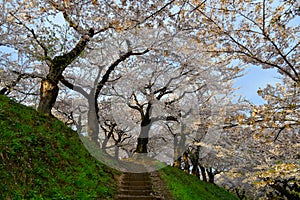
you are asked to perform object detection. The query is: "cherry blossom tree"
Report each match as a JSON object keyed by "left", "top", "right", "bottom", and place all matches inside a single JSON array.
[
  {"left": 110, "top": 29, "right": 241, "bottom": 161},
  {"left": 1, "top": 0, "right": 298, "bottom": 196},
  {"left": 1, "top": 0, "right": 179, "bottom": 115},
  {"left": 178, "top": 0, "right": 300, "bottom": 198}
]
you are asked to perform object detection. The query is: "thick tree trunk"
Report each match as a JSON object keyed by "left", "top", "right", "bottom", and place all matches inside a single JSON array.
[
  {"left": 37, "top": 31, "right": 93, "bottom": 115},
  {"left": 87, "top": 99, "right": 100, "bottom": 143},
  {"left": 191, "top": 163, "right": 200, "bottom": 178},
  {"left": 135, "top": 101, "right": 152, "bottom": 154},
  {"left": 37, "top": 79, "right": 59, "bottom": 115},
  {"left": 135, "top": 121, "right": 151, "bottom": 153},
  {"left": 0, "top": 88, "right": 8, "bottom": 95}
]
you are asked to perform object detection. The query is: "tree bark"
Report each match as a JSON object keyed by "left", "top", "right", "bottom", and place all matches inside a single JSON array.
[
  {"left": 183, "top": 151, "right": 189, "bottom": 173},
  {"left": 270, "top": 179, "right": 300, "bottom": 200},
  {"left": 191, "top": 146, "right": 200, "bottom": 178},
  {"left": 173, "top": 134, "right": 181, "bottom": 169},
  {"left": 173, "top": 126, "right": 186, "bottom": 168},
  {"left": 207, "top": 167, "right": 215, "bottom": 184},
  {"left": 200, "top": 165, "right": 207, "bottom": 182},
  {"left": 173, "top": 156, "right": 181, "bottom": 169},
  {"left": 135, "top": 120, "right": 151, "bottom": 153},
  {"left": 135, "top": 102, "right": 152, "bottom": 153},
  {"left": 87, "top": 98, "right": 100, "bottom": 143},
  {"left": 101, "top": 123, "right": 116, "bottom": 153},
  {"left": 37, "top": 79, "right": 59, "bottom": 115},
  {"left": 37, "top": 31, "right": 94, "bottom": 115},
  {"left": 102, "top": 132, "right": 111, "bottom": 153},
  {"left": 114, "top": 144, "right": 119, "bottom": 160}
]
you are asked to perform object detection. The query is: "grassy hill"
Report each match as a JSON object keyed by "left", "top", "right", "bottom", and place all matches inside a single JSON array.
[
  {"left": 0, "top": 94, "right": 238, "bottom": 200},
  {"left": 0, "top": 95, "right": 118, "bottom": 199},
  {"left": 159, "top": 166, "right": 238, "bottom": 200}
]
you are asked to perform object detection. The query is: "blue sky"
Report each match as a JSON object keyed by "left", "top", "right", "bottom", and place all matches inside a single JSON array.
[{"left": 233, "top": 66, "right": 281, "bottom": 105}]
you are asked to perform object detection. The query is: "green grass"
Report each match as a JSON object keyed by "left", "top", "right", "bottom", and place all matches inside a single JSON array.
[
  {"left": 0, "top": 95, "right": 118, "bottom": 199},
  {"left": 0, "top": 94, "right": 240, "bottom": 199},
  {"left": 160, "top": 165, "right": 239, "bottom": 200}
]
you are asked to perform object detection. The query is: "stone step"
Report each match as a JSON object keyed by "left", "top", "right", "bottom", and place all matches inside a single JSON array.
[
  {"left": 115, "top": 170, "right": 159, "bottom": 200},
  {"left": 118, "top": 189, "right": 153, "bottom": 196},
  {"left": 119, "top": 185, "right": 153, "bottom": 190},
  {"left": 120, "top": 181, "right": 152, "bottom": 186},
  {"left": 122, "top": 177, "right": 152, "bottom": 181},
  {"left": 115, "top": 194, "right": 158, "bottom": 200},
  {"left": 122, "top": 172, "right": 150, "bottom": 175},
  {"left": 122, "top": 174, "right": 151, "bottom": 179}
]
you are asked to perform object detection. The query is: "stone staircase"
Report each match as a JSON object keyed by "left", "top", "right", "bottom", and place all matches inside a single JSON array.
[{"left": 114, "top": 172, "right": 160, "bottom": 200}]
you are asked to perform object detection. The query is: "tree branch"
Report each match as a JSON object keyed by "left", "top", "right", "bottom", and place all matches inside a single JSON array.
[
  {"left": 1, "top": 70, "right": 43, "bottom": 95},
  {"left": 59, "top": 76, "right": 90, "bottom": 99},
  {"left": 94, "top": 49, "right": 150, "bottom": 100},
  {"left": 8, "top": 12, "right": 51, "bottom": 62},
  {"left": 128, "top": 0, "right": 176, "bottom": 30}
]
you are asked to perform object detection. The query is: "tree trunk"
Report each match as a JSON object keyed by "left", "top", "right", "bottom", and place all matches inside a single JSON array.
[
  {"left": 191, "top": 161, "right": 199, "bottom": 178},
  {"left": 173, "top": 126, "right": 186, "bottom": 169},
  {"left": 37, "top": 31, "right": 93, "bottom": 115},
  {"left": 173, "top": 133, "right": 182, "bottom": 169},
  {"left": 270, "top": 179, "right": 300, "bottom": 200},
  {"left": 135, "top": 122, "right": 151, "bottom": 153},
  {"left": 102, "top": 124, "right": 116, "bottom": 154},
  {"left": 200, "top": 165, "right": 207, "bottom": 182},
  {"left": 87, "top": 99, "right": 100, "bottom": 144},
  {"left": 135, "top": 100, "right": 154, "bottom": 154},
  {"left": 183, "top": 151, "right": 189, "bottom": 173},
  {"left": 37, "top": 79, "right": 59, "bottom": 115},
  {"left": 191, "top": 147, "right": 200, "bottom": 178},
  {"left": 173, "top": 156, "right": 182, "bottom": 169},
  {"left": 207, "top": 167, "right": 215, "bottom": 184},
  {"left": 102, "top": 131, "right": 112, "bottom": 154},
  {"left": 114, "top": 144, "right": 119, "bottom": 160}
]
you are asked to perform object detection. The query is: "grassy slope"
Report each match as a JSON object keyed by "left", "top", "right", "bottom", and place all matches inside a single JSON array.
[
  {"left": 0, "top": 94, "right": 238, "bottom": 199},
  {"left": 160, "top": 166, "right": 239, "bottom": 200},
  {"left": 0, "top": 95, "right": 118, "bottom": 199}
]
